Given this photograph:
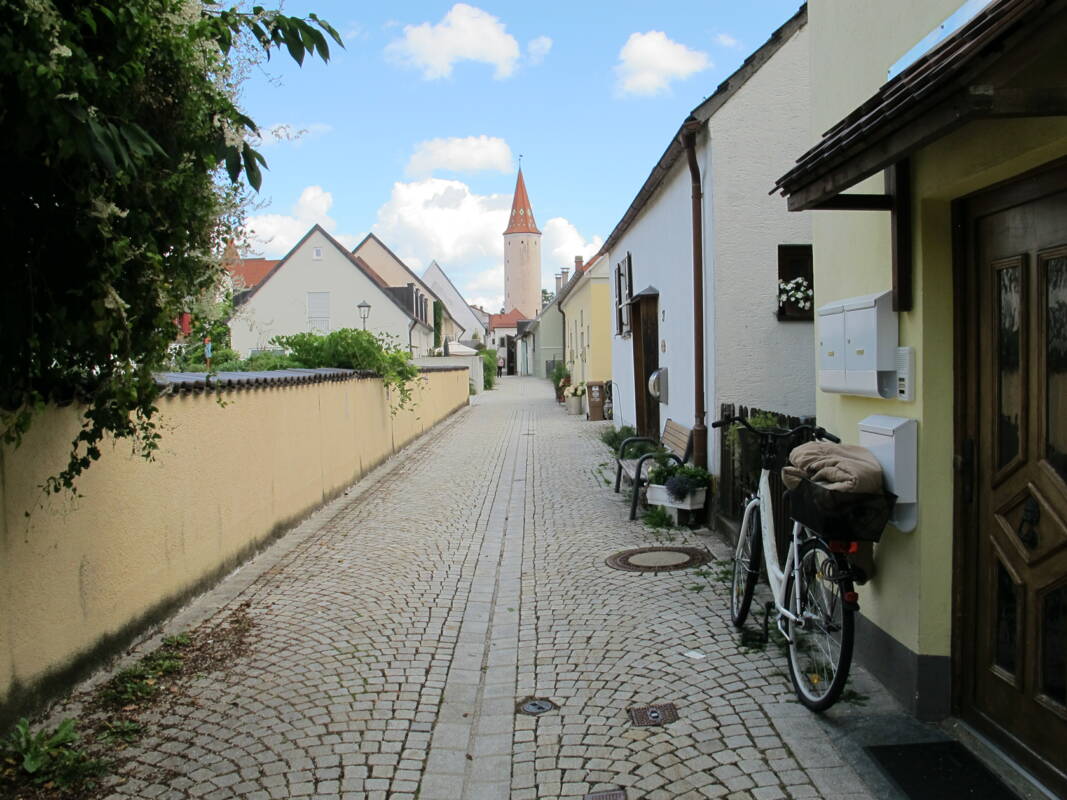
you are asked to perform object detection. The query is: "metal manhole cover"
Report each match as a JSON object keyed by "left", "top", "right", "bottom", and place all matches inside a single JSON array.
[
  {"left": 584, "top": 792, "right": 626, "bottom": 800},
  {"left": 606, "top": 547, "right": 710, "bottom": 573},
  {"left": 628, "top": 703, "right": 679, "bottom": 727},
  {"left": 517, "top": 697, "right": 556, "bottom": 715}
]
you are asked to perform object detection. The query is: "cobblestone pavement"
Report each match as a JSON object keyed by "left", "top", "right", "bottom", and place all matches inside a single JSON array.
[{"left": 79, "top": 377, "right": 926, "bottom": 799}]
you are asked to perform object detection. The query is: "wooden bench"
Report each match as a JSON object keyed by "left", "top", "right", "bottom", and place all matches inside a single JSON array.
[{"left": 614, "top": 419, "right": 693, "bottom": 520}]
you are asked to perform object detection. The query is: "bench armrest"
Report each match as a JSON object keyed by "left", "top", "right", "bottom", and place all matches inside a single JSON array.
[{"left": 617, "top": 436, "right": 655, "bottom": 459}]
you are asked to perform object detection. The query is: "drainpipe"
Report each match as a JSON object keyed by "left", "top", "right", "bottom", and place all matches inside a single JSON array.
[{"left": 681, "top": 117, "right": 707, "bottom": 470}]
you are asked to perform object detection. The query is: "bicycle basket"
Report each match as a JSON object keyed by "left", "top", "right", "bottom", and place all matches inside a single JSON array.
[
  {"left": 785, "top": 476, "right": 897, "bottom": 543},
  {"left": 736, "top": 426, "right": 812, "bottom": 478}
]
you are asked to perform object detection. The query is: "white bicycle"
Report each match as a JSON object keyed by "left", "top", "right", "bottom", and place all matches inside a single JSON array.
[{"left": 712, "top": 415, "right": 861, "bottom": 712}]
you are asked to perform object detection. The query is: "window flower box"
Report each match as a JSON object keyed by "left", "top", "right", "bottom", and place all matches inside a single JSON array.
[{"left": 646, "top": 483, "right": 707, "bottom": 510}]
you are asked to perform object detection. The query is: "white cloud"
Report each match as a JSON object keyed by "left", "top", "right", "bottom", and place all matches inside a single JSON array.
[
  {"left": 615, "top": 31, "right": 711, "bottom": 96},
  {"left": 385, "top": 4, "right": 520, "bottom": 80},
  {"left": 406, "top": 135, "right": 513, "bottom": 177},
  {"left": 527, "top": 35, "right": 552, "bottom": 65},
  {"left": 371, "top": 177, "right": 600, "bottom": 307},
  {"left": 542, "top": 218, "right": 603, "bottom": 289},
  {"left": 244, "top": 186, "right": 361, "bottom": 257},
  {"left": 253, "top": 122, "right": 333, "bottom": 148},
  {"left": 714, "top": 32, "right": 741, "bottom": 48},
  {"left": 343, "top": 23, "right": 367, "bottom": 43}
]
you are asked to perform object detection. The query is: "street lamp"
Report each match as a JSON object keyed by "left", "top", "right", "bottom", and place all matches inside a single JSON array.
[{"left": 357, "top": 300, "right": 371, "bottom": 330}]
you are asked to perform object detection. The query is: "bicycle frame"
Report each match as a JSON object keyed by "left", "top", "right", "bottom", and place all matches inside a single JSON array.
[{"left": 738, "top": 467, "right": 806, "bottom": 637}]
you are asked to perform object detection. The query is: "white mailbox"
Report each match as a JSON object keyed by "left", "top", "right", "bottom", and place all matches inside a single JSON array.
[
  {"left": 859, "top": 415, "right": 917, "bottom": 532},
  {"left": 818, "top": 290, "right": 898, "bottom": 398}
]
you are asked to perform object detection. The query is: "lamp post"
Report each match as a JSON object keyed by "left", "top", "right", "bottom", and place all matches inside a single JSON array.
[{"left": 357, "top": 300, "right": 371, "bottom": 330}]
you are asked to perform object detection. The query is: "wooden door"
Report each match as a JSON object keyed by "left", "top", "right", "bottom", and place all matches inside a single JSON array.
[
  {"left": 630, "top": 295, "right": 660, "bottom": 438},
  {"left": 961, "top": 164, "right": 1067, "bottom": 795}
]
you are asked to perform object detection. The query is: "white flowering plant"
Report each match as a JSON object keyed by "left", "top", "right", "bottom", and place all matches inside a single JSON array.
[
  {"left": 567, "top": 381, "right": 587, "bottom": 398},
  {"left": 778, "top": 277, "right": 814, "bottom": 312}
]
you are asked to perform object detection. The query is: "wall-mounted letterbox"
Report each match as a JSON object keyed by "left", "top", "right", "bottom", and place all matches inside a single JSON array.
[
  {"left": 817, "top": 290, "right": 898, "bottom": 398},
  {"left": 859, "top": 415, "right": 917, "bottom": 532}
]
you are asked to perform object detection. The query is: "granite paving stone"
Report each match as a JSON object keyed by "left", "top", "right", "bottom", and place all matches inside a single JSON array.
[{"left": 51, "top": 377, "right": 902, "bottom": 799}]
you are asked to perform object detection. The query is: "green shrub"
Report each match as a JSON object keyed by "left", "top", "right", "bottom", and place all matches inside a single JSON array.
[
  {"left": 481, "top": 348, "right": 497, "bottom": 390},
  {"left": 0, "top": 718, "right": 106, "bottom": 791},
  {"left": 600, "top": 425, "right": 637, "bottom": 452}
]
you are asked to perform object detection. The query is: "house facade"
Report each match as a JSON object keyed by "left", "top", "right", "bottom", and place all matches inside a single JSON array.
[
  {"left": 608, "top": 7, "right": 813, "bottom": 458},
  {"left": 352, "top": 234, "right": 463, "bottom": 347},
  {"left": 230, "top": 226, "right": 434, "bottom": 356},
  {"left": 421, "top": 259, "right": 487, "bottom": 342},
  {"left": 557, "top": 254, "right": 612, "bottom": 387},
  {"left": 516, "top": 301, "right": 564, "bottom": 379},
  {"left": 775, "top": 0, "right": 1067, "bottom": 792},
  {"left": 487, "top": 308, "right": 527, "bottom": 375}
]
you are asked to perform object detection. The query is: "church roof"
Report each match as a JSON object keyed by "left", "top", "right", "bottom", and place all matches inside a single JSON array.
[{"left": 503, "top": 169, "right": 540, "bottom": 235}]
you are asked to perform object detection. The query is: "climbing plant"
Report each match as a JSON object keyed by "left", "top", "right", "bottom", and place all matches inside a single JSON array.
[{"left": 0, "top": 0, "right": 341, "bottom": 493}]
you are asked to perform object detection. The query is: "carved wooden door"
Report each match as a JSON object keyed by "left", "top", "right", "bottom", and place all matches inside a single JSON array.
[{"left": 966, "top": 171, "right": 1067, "bottom": 794}]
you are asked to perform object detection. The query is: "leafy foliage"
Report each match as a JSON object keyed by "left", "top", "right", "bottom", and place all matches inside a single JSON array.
[
  {"left": 0, "top": 718, "right": 107, "bottom": 791},
  {"left": 271, "top": 329, "right": 421, "bottom": 412},
  {"left": 0, "top": 0, "right": 341, "bottom": 493},
  {"left": 481, "top": 348, "right": 498, "bottom": 390}
]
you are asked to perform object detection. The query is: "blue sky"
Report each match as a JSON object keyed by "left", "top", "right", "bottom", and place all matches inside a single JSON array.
[{"left": 240, "top": 1, "right": 804, "bottom": 310}]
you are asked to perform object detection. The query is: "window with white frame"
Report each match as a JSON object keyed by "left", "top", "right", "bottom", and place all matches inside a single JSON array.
[
  {"left": 307, "top": 291, "right": 330, "bottom": 332},
  {"left": 312, "top": 246, "right": 323, "bottom": 260}
]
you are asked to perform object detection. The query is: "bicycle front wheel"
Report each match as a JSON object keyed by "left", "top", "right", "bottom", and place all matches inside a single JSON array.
[
  {"left": 730, "top": 504, "right": 762, "bottom": 627},
  {"left": 785, "top": 538, "right": 854, "bottom": 711}
]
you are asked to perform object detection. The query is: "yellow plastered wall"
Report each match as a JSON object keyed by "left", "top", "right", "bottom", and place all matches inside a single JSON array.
[
  {"left": 809, "top": 0, "right": 1067, "bottom": 658},
  {"left": 560, "top": 275, "right": 612, "bottom": 384},
  {"left": 0, "top": 368, "right": 468, "bottom": 716}
]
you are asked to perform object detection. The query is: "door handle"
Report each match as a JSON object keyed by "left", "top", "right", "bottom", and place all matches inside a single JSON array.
[{"left": 958, "top": 438, "right": 975, "bottom": 504}]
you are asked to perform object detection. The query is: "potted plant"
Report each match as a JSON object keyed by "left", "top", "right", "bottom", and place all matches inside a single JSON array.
[
  {"left": 646, "top": 461, "right": 712, "bottom": 510},
  {"left": 565, "top": 381, "right": 586, "bottom": 415},
  {"left": 551, "top": 363, "right": 570, "bottom": 402}
]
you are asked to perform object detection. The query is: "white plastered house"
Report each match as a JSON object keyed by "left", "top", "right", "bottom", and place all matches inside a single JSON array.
[
  {"left": 230, "top": 225, "right": 434, "bottom": 356},
  {"left": 608, "top": 6, "right": 815, "bottom": 471},
  {"left": 421, "top": 260, "right": 487, "bottom": 342}
]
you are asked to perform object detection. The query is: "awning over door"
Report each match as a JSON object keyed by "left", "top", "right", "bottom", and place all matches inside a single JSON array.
[{"left": 774, "top": 0, "right": 1067, "bottom": 212}]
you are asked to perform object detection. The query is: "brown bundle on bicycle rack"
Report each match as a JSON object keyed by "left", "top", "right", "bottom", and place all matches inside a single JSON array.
[{"left": 782, "top": 442, "right": 897, "bottom": 542}]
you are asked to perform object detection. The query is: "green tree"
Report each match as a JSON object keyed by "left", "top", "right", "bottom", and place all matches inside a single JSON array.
[{"left": 0, "top": 0, "right": 341, "bottom": 493}]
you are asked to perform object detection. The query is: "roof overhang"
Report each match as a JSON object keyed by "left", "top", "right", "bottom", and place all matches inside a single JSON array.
[{"left": 775, "top": 0, "right": 1067, "bottom": 212}]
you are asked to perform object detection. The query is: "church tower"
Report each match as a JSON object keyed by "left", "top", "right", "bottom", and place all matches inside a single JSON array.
[{"left": 503, "top": 169, "right": 542, "bottom": 319}]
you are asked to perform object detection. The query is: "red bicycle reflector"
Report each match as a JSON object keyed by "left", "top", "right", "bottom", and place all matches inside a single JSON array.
[
  {"left": 844, "top": 591, "right": 859, "bottom": 604},
  {"left": 828, "top": 540, "right": 859, "bottom": 554}
]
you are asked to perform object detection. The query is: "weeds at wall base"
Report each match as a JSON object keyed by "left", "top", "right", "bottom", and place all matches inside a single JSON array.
[{"left": 0, "top": 607, "right": 252, "bottom": 799}]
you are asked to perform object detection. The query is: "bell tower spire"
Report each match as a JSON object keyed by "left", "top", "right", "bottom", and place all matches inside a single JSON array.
[{"left": 503, "top": 168, "right": 543, "bottom": 319}]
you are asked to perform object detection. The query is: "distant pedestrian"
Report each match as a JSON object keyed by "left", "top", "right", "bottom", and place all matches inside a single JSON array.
[{"left": 497, "top": 355, "right": 504, "bottom": 377}]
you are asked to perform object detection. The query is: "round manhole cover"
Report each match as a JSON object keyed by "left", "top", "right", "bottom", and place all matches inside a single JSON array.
[
  {"left": 605, "top": 546, "right": 710, "bottom": 573},
  {"left": 516, "top": 697, "right": 557, "bottom": 715}
]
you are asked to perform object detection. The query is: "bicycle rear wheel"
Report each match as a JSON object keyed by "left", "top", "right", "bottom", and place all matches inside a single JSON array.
[
  {"left": 730, "top": 504, "right": 762, "bottom": 627},
  {"left": 785, "top": 538, "right": 854, "bottom": 711}
]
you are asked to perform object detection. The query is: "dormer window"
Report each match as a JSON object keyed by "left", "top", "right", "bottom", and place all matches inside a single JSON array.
[{"left": 313, "top": 246, "right": 323, "bottom": 260}]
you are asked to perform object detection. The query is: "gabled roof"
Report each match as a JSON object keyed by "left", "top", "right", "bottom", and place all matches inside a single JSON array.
[
  {"left": 234, "top": 224, "right": 431, "bottom": 330},
  {"left": 488, "top": 308, "right": 527, "bottom": 329},
  {"left": 555, "top": 251, "right": 605, "bottom": 308},
  {"left": 422, "top": 260, "right": 486, "bottom": 336},
  {"left": 229, "top": 258, "right": 278, "bottom": 292},
  {"left": 598, "top": 4, "right": 808, "bottom": 256},
  {"left": 503, "top": 169, "right": 541, "bottom": 235},
  {"left": 352, "top": 233, "right": 458, "bottom": 326}
]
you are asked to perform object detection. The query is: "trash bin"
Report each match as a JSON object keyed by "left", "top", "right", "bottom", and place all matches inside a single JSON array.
[{"left": 586, "top": 381, "right": 606, "bottom": 421}]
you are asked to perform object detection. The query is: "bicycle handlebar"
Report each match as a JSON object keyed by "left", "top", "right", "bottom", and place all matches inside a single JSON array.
[{"left": 710, "top": 415, "right": 841, "bottom": 444}]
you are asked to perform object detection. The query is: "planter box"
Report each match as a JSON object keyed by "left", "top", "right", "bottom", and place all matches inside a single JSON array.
[
  {"left": 646, "top": 483, "right": 707, "bottom": 510},
  {"left": 565, "top": 395, "right": 584, "bottom": 415}
]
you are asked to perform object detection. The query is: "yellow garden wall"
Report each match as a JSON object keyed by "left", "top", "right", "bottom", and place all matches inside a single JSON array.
[{"left": 0, "top": 367, "right": 468, "bottom": 726}]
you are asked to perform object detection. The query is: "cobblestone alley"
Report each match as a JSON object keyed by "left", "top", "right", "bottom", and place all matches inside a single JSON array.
[{"left": 80, "top": 377, "right": 928, "bottom": 800}]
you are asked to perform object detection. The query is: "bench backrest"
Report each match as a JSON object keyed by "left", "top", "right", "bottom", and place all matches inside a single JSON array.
[{"left": 661, "top": 419, "right": 693, "bottom": 462}]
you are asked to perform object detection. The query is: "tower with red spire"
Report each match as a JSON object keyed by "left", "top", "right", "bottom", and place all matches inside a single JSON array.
[{"left": 503, "top": 168, "right": 542, "bottom": 319}]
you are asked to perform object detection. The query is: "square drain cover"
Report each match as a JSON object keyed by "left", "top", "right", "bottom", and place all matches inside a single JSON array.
[
  {"left": 628, "top": 703, "right": 678, "bottom": 727},
  {"left": 584, "top": 792, "right": 626, "bottom": 800}
]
